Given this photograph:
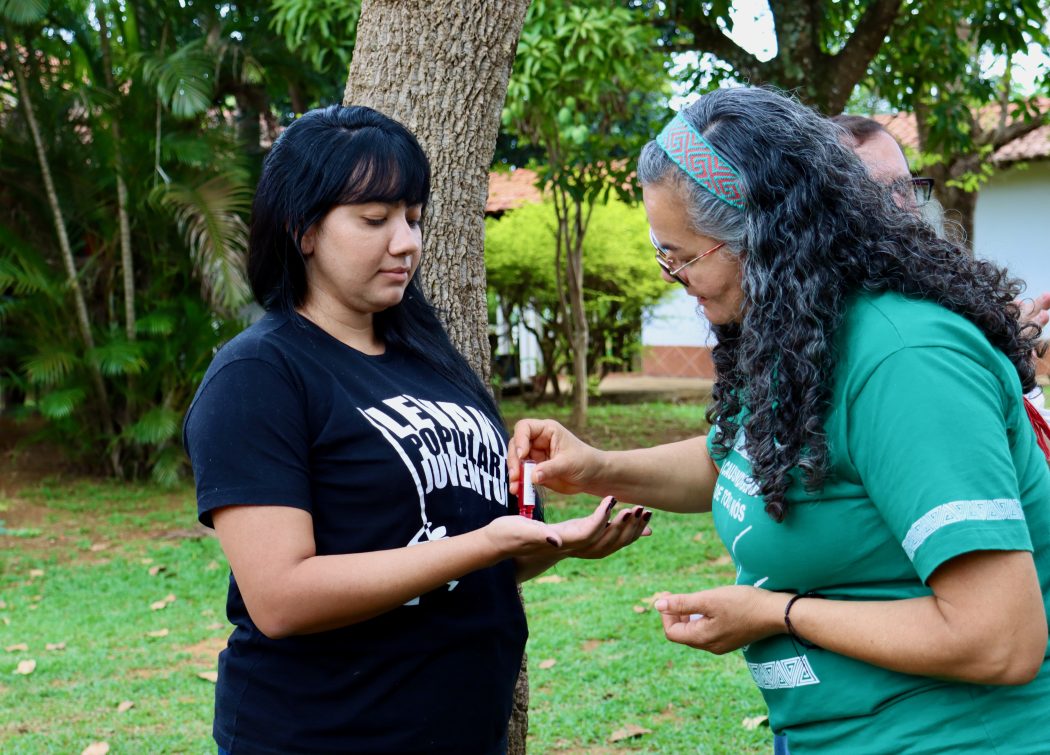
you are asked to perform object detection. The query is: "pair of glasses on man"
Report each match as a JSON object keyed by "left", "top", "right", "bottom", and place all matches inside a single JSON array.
[
  {"left": 649, "top": 228, "right": 726, "bottom": 287},
  {"left": 893, "top": 176, "right": 935, "bottom": 207}
]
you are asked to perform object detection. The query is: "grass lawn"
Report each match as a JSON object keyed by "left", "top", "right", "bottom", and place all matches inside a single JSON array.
[{"left": 0, "top": 401, "right": 769, "bottom": 753}]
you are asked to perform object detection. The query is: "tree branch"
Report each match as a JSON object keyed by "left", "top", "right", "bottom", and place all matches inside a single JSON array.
[{"left": 826, "top": 0, "right": 904, "bottom": 113}]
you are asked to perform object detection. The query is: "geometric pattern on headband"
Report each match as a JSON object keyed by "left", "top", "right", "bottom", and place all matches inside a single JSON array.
[{"left": 656, "top": 112, "right": 745, "bottom": 210}]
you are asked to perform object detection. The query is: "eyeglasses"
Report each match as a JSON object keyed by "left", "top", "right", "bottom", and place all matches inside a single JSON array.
[
  {"left": 649, "top": 228, "right": 727, "bottom": 286},
  {"left": 891, "top": 176, "right": 935, "bottom": 207}
]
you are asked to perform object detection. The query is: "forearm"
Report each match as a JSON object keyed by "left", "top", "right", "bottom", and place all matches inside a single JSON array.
[
  {"left": 245, "top": 530, "right": 504, "bottom": 638},
  {"left": 592, "top": 436, "right": 715, "bottom": 512},
  {"left": 773, "top": 590, "right": 1046, "bottom": 685},
  {"left": 515, "top": 552, "right": 564, "bottom": 583}
]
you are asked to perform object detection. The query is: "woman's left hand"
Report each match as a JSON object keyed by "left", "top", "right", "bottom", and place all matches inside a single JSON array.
[
  {"left": 551, "top": 498, "right": 652, "bottom": 559},
  {"left": 654, "top": 586, "right": 786, "bottom": 655}
]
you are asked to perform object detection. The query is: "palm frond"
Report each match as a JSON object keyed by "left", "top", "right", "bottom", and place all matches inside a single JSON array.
[
  {"left": 135, "top": 40, "right": 215, "bottom": 119},
  {"left": 0, "top": 0, "right": 47, "bottom": 25},
  {"left": 88, "top": 338, "right": 148, "bottom": 377},
  {"left": 152, "top": 176, "right": 252, "bottom": 314},
  {"left": 125, "top": 405, "right": 181, "bottom": 445},
  {"left": 22, "top": 347, "right": 78, "bottom": 386},
  {"left": 37, "top": 387, "right": 87, "bottom": 419}
]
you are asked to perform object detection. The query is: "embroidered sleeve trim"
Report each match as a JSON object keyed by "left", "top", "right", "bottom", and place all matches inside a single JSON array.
[{"left": 901, "top": 498, "right": 1024, "bottom": 560}]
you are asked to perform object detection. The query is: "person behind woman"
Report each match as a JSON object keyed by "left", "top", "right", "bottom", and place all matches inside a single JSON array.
[
  {"left": 183, "top": 104, "right": 651, "bottom": 754},
  {"left": 832, "top": 112, "right": 1050, "bottom": 440},
  {"left": 511, "top": 87, "right": 1050, "bottom": 752}
]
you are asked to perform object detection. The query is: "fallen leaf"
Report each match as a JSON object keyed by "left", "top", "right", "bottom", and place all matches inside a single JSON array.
[
  {"left": 692, "top": 532, "right": 705, "bottom": 542},
  {"left": 27, "top": 604, "right": 38, "bottom": 611},
  {"left": 0, "top": 599, "right": 6, "bottom": 609},
  {"left": 632, "top": 605, "right": 647, "bottom": 613},
  {"left": 29, "top": 568, "right": 44, "bottom": 578},
  {"left": 205, "top": 560, "right": 220, "bottom": 571},
  {"left": 2, "top": 617, "right": 9, "bottom": 625},
  {"left": 206, "top": 622, "right": 224, "bottom": 631},
  {"left": 149, "top": 600, "right": 168, "bottom": 611},
  {"left": 608, "top": 724, "right": 651, "bottom": 743},
  {"left": 197, "top": 670, "right": 218, "bottom": 683},
  {"left": 89, "top": 543, "right": 109, "bottom": 552},
  {"left": 200, "top": 608, "right": 215, "bottom": 616},
  {"left": 537, "top": 659, "right": 557, "bottom": 669},
  {"left": 742, "top": 715, "right": 769, "bottom": 731},
  {"left": 31, "top": 595, "right": 42, "bottom": 601},
  {"left": 81, "top": 743, "right": 110, "bottom": 755},
  {"left": 163, "top": 593, "right": 177, "bottom": 604},
  {"left": 146, "top": 628, "right": 169, "bottom": 638},
  {"left": 117, "top": 700, "right": 135, "bottom": 713},
  {"left": 14, "top": 659, "right": 36, "bottom": 675},
  {"left": 45, "top": 642, "right": 66, "bottom": 651},
  {"left": 5, "top": 643, "right": 28, "bottom": 652},
  {"left": 140, "top": 558, "right": 154, "bottom": 565},
  {"left": 148, "top": 565, "right": 166, "bottom": 576},
  {"left": 708, "top": 554, "right": 734, "bottom": 566},
  {"left": 535, "top": 574, "right": 564, "bottom": 584}
]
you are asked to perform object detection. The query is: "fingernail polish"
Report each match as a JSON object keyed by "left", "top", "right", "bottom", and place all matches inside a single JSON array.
[
  {"left": 642, "top": 511, "right": 652, "bottom": 521},
  {"left": 634, "top": 507, "right": 643, "bottom": 518},
  {"left": 606, "top": 497, "right": 617, "bottom": 513},
  {"left": 546, "top": 536, "right": 559, "bottom": 547}
]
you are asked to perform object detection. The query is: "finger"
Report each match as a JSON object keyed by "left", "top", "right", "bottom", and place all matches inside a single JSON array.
[
  {"left": 511, "top": 418, "right": 551, "bottom": 464},
  {"left": 654, "top": 592, "right": 704, "bottom": 616}
]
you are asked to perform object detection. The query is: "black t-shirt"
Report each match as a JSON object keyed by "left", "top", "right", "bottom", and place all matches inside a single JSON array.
[{"left": 183, "top": 311, "right": 527, "bottom": 754}]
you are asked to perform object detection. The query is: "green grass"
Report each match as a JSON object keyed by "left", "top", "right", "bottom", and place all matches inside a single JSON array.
[{"left": 0, "top": 401, "right": 769, "bottom": 753}]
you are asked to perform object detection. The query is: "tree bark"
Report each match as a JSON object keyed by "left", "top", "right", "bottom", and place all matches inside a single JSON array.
[{"left": 344, "top": 2, "right": 532, "bottom": 751}]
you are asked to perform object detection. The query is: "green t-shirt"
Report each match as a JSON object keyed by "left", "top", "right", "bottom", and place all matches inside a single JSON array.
[{"left": 709, "top": 291, "right": 1050, "bottom": 753}]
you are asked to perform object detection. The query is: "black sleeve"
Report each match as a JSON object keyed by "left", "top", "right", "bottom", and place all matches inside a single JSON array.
[{"left": 184, "top": 358, "right": 313, "bottom": 527}]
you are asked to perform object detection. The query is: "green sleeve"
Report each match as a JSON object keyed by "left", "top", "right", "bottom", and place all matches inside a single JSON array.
[{"left": 847, "top": 346, "right": 1032, "bottom": 583}]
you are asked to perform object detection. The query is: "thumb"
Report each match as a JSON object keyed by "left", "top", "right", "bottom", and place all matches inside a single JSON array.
[{"left": 654, "top": 592, "right": 703, "bottom": 615}]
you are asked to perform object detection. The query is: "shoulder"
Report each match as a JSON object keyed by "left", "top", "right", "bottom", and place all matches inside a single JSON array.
[{"left": 836, "top": 291, "right": 1015, "bottom": 401}]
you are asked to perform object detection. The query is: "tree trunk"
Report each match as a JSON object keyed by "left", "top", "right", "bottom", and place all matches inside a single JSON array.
[
  {"left": 344, "top": 2, "right": 532, "bottom": 752},
  {"left": 568, "top": 237, "right": 588, "bottom": 429},
  {"left": 96, "top": 3, "right": 137, "bottom": 342},
  {"left": 6, "top": 27, "right": 120, "bottom": 475}
]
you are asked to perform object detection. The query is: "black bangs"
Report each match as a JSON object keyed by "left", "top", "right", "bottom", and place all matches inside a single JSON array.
[{"left": 334, "top": 127, "right": 431, "bottom": 209}]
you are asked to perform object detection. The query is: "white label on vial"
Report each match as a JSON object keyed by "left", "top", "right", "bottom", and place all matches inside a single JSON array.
[{"left": 522, "top": 461, "right": 536, "bottom": 507}]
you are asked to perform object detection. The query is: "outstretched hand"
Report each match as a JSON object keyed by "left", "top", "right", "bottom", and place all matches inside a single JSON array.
[
  {"left": 551, "top": 496, "right": 652, "bottom": 559},
  {"left": 654, "top": 586, "right": 786, "bottom": 655}
]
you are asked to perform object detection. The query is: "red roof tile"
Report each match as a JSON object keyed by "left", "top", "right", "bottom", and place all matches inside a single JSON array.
[{"left": 486, "top": 168, "right": 542, "bottom": 213}]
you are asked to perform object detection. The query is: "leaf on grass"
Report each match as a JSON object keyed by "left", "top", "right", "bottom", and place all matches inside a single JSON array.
[
  {"left": 692, "top": 532, "right": 705, "bottom": 542},
  {"left": 146, "top": 629, "right": 169, "bottom": 638},
  {"left": 742, "top": 715, "right": 769, "bottom": 731},
  {"left": 632, "top": 605, "right": 647, "bottom": 613},
  {"left": 206, "top": 622, "right": 224, "bottom": 631},
  {"left": 206, "top": 560, "right": 220, "bottom": 571},
  {"left": 141, "top": 558, "right": 154, "bottom": 565},
  {"left": 14, "top": 659, "right": 36, "bottom": 675},
  {"left": 0, "top": 599, "right": 6, "bottom": 608},
  {"left": 707, "top": 554, "right": 734, "bottom": 566},
  {"left": 150, "top": 594, "right": 177, "bottom": 611},
  {"left": 31, "top": 595, "right": 42, "bottom": 601},
  {"left": 29, "top": 568, "right": 44, "bottom": 578},
  {"left": 81, "top": 743, "right": 110, "bottom": 755},
  {"left": 537, "top": 658, "right": 557, "bottom": 669},
  {"left": 608, "top": 724, "right": 651, "bottom": 743},
  {"left": 89, "top": 543, "right": 109, "bottom": 552},
  {"left": 148, "top": 565, "right": 166, "bottom": 576},
  {"left": 535, "top": 574, "right": 564, "bottom": 584},
  {"left": 116, "top": 700, "right": 135, "bottom": 713},
  {"left": 5, "top": 643, "right": 28, "bottom": 652},
  {"left": 197, "top": 670, "right": 218, "bottom": 683},
  {"left": 45, "top": 642, "right": 66, "bottom": 651}
]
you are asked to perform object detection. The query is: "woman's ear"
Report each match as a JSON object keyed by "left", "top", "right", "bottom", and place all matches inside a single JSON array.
[{"left": 300, "top": 224, "right": 317, "bottom": 256}]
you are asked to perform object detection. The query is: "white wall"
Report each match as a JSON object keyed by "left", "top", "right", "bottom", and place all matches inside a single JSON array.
[
  {"left": 641, "top": 289, "right": 713, "bottom": 346},
  {"left": 974, "top": 160, "right": 1050, "bottom": 336}
]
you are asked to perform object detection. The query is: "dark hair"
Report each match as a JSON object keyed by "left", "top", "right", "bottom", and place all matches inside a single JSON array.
[
  {"left": 830, "top": 113, "right": 894, "bottom": 147},
  {"left": 248, "top": 104, "right": 498, "bottom": 416},
  {"left": 639, "top": 87, "right": 1039, "bottom": 522}
]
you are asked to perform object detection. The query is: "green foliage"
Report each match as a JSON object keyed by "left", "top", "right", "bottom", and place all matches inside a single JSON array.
[
  {"left": 0, "top": 0, "right": 351, "bottom": 482},
  {"left": 486, "top": 198, "right": 672, "bottom": 381},
  {"left": 270, "top": 0, "right": 359, "bottom": 74}
]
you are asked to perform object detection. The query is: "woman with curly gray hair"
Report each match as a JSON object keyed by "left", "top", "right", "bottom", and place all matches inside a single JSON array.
[{"left": 510, "top": 86, "right": 1050, "bottom": 752}]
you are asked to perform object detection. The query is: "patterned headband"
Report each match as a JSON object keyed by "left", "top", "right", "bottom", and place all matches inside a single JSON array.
[{"left": 656, "top": 112, "right": 745, "bottom": 210}]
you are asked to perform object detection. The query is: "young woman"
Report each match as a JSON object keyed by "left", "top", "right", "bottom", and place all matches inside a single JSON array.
[
  {"left": 184, "top": 105, "right": 651, "bottom": 754},
  {"left": 510, "top": 87, "right": 1050, "bottom": 753}
]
